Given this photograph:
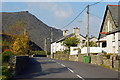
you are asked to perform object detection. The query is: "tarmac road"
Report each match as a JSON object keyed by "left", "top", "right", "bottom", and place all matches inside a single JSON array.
[{"left": 15, "top": 57, "right": 119, "bottom": 80}]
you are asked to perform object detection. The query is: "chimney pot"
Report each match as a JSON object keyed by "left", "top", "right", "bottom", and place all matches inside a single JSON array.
[
  {"left": 73, "top": 27, "right": 80, "bottom": 35},
  {"left": 63, "top": 30, "right": 68, "bottom": 36}
]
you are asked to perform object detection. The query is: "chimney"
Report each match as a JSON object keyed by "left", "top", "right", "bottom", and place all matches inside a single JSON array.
[
  {"left": 73, "top": 27, "right": 80, "bottom": 35},
  {"left": 63, "top": 30, "right": 68, "bottom": 36}
]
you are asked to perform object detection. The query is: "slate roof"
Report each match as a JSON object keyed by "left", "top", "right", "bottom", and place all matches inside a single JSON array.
[
  {"left": 108, "top": 5, "right": 120, "bottom": 34},
  {"left": 108, "top": 5, "right": 120, "bottom": 27},
  {"left": 107, "top": 27, "right": 120, "bottom": 34},
  {"left": 51, "top": 33, "right": 86, "bottom": 43},
  {"left": 98, "top": 5, "right": 120, "bottom": 39}
]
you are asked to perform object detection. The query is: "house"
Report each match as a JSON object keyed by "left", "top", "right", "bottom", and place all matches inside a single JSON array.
[
  {"left": 51, "top": 27, "right": 97, "bottom": 55},
  {"left": 98, "top": 5, "right": 120, "bottom": 54},
  {"left": 51, "top": 27, "right": 86, "bottom": 55},
  {"left": 89, "top": 35, "right": 98, "bottom": 42}
]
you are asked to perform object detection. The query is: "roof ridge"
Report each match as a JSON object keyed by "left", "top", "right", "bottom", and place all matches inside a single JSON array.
[{"left": 107, "top": 5, "right": 120, "bottom": 6}]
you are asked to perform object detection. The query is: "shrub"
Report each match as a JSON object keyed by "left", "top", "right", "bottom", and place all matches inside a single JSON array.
[
  {"left": 56, "top": 51, "right": 63, "bottom": 54},
  {"left": 47, "top": 52, "right": 51, "bottom": 55},
  {"left": 63, "top": 50, "right": 69, "bottom": 54},
  {"left": 30, "top": 51, "right": 47, "bottom": 55},
  {"left": 29, "top": 50, "right": 36, "bottom": 55},
  {"left": 35, "top": 51, "right": 46, "bottom": 55},
  {"left": 2, "top": 64, "right": 12, "bottom": 80},
  {"left": 2, "top": 50, "right": 16, "bottom": 63},
  {"left": 105, "top": 53, "right": 112, "bottom": 59}
]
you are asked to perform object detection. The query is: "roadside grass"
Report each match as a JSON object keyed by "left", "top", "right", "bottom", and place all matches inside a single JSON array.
[{"left": 100, "top": 64, "right": 119, "bottom": 71}]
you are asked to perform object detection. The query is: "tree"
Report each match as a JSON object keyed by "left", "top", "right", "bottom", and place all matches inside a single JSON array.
[
  {"left": 63, "top": 35, "right": 80, "bottom": 51},
  {"left": 12, "top": 34, "right": 29, "bottom": 55},
  {"left": 84, "top": 41, "right": 97, "bottom": 47}
]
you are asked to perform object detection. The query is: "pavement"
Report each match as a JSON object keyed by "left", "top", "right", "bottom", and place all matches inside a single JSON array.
[{"left": 15, "top": 57, "right": 119, "bottom": 80}]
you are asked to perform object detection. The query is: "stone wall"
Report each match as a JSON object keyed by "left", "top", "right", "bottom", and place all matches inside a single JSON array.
[
  {"left": 78, "top": 54, "right": 84, "bottom": 62},
  {"left": 52, "top": 54, "right": 120, "bottom": 71},
  {"left": 15, "top": 56, "right": 29, "bottom": 76},
  {"left": 69, "top": 55, "right": 78, "bottom": 61},
  {"left": 113, "top": 60, "right": 119, "bottom": 69},
  {"left": 53, "top": 54, "right": 69, "bottom": 60},
  {"left": 91, "top": 55, "right": 97, "bottom": 64}
]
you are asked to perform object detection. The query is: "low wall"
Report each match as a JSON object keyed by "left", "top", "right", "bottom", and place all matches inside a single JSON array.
[
  {"left": 78, "top": 54, "right": 84, "bottom": 62},
  {"left": 52, "top": 54, "right": 119, "bottom": 71},
  {"left": 53, "top": 54, "right": 69, "bottom": 60},
  {"left": 15, "top": 56, "right": 29, "bottom": 76},
  {"left": 69, "top": 55, "right": 78, "bottom": 61}
]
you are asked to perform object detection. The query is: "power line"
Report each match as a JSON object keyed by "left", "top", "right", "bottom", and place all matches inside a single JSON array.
[
  {"left": 89, "top": 12, "right": 101, "bottom": 19},
  {"left": 89, "top": 0, "right": 103, "bottom": 6},
  {"left": 60, "top": 6, "right": 87, "bottom": 29},
  {"left": 60, "top": 0, "right": 103, "bottom": 30}
]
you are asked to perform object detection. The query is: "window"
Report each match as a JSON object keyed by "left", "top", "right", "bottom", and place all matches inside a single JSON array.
[
  {"left": 102, "top": 41, "right": 107, "bottom": 48},
  {"left": 113, "top": 34, "right": 115, "bottom": 41},
  {"left": 107, "top": 19, "right": 110, "bottom": 32}
]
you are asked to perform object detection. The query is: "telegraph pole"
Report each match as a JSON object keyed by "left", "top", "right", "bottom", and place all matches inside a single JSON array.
[
  {"left": 24, "top": 23, "right": 27, "bottom": 35},
  {"left": 51, "top": 28, "right": 53, "bottom": 43},
  {"left": 87, "top": 5, "right": 89, "bottom": 56},
  {"left": 44, "top": 38, "right": 47, "bottom": 55},
  {"left": 51, "top": 28, "right": 53, "bottom": 58}
]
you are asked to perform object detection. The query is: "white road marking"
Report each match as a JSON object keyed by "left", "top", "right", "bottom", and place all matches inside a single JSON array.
[
  {"left": 76, "top": 75, "right": 85, "bottom": 80},
  {"left": 61, "top": 64, "right": 66, "bottom": 67},
  {"left": 56, "top": 62, "right": 60, "bottom": 64},
  {"left": 67, "top": 68, "right": 74, "bottom": 73},
  {"left": 55, "top": 62, "right": 84, "bottom": 80}
]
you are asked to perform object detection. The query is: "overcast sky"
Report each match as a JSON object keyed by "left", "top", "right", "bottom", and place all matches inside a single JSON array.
[{"left": 1, "top": 1, "right": 119, "bottom": 37}]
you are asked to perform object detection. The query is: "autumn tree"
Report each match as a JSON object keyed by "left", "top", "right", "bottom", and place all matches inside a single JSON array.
[{"left": 12, "top": 34, "right": 29, "bottom": 55}]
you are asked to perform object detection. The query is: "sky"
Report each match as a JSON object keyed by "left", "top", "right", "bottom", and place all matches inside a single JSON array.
[{"left": 1, "top": 1, "right": 119, "bottom": 38}]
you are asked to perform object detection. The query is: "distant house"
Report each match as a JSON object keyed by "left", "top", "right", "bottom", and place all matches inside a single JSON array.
[
  {"left": 51, "top": 28, "right": 86, "bottom": 55},
  {"left": 51, "top": 27, "right": 97, "bottom": 55},
  {"left": 98, "top": 5, "right": 120, "bottom": 54}
]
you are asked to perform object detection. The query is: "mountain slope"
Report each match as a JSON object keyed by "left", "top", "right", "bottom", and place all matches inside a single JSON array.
[{"left": 1, "top": 11, "right": 63, "bottom": 52}]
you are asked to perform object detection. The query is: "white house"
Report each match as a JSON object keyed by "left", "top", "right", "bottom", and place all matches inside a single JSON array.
[
  {"left": 51, "top": 27, "right": 97, "bottom": 55},
  {"left": 98, "top": 5, "right": 120, "bottom": 54},
  {"left": 51, "top": 28, "right": 86, "bottom": 55}
]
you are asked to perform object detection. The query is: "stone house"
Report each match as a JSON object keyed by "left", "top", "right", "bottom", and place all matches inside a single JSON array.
[{"left": 98, "top": 5, "right": 120, "bottom": 54}]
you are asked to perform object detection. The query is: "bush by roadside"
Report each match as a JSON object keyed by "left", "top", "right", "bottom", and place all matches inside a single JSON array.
[
  {"left": 2, "top": 50, "right": 16, "bottom": 80},
  {"left": 29, "top": 50, "right": 48, "bottom": 56}
]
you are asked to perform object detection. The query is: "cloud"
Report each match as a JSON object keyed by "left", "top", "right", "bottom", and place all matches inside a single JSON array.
[
  {"left": 27, "top": 2, "right": 73, "bottom": 19},
  {"left": 54, "top": 5, "right": 72, "bottom": 18}
]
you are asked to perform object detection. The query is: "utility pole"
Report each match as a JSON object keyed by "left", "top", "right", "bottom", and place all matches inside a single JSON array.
[
  {"left": 24, "top": 22, "right": 27, "bottom": 35},
  {"left": 24, "top": 28, "right": 26, "bottom": 35},
  {"left": 87, "top": 5, "right": 89, "bottom": 56},
  {"left": 51, "top": 28, "right": 53, "bottom": 58},
  {"left": 51, "top": 28, "right": 53, "bottom": 43},
  {"left": 44, "top": 38, "right": 47, "bottom": 55}
]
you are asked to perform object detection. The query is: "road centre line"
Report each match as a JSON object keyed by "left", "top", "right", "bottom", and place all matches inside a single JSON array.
[
  {"left": 67, "top": 68, "right": 74, "bottom": 73},
  {"left": 55, "top": 62, "right": 84, "bottom": 80},
  {"left": 76, "top": 75, "right": 85, "bottom": 80},
  {"left": 61, "top": 64, "right": 66, "bottom": 67}
]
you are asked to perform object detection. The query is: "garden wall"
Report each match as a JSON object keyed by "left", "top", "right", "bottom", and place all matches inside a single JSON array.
[
  {"left": 15, "top": 56, "right": 29, "bottom": 76},
  {"left": 52, "top": 54, "right": 120, "bottom": 71}
]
